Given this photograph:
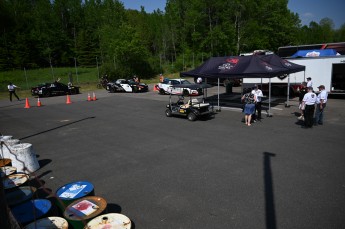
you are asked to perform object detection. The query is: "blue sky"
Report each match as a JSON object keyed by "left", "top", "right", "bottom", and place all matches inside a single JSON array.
[{"left": 121, "top": 0, "right": 345, "bottom": 29}]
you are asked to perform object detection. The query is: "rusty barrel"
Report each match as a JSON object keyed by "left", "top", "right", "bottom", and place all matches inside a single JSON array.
[
  {"left": 0, "top": 158, "right": 12, "bottom": 167},
  {"left": 64, "top": 196, "right": 107, "bottom": 229},
  {"left": 56, "top": 181, "right": 95, "bottom": 213},
  {"left": 84, "top": 213, "right": 132, "bottom": 229}
]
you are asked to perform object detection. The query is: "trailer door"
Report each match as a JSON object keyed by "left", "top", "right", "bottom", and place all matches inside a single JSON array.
[{"left": 331, "top": 63, "right": 345, "bottom": 93}]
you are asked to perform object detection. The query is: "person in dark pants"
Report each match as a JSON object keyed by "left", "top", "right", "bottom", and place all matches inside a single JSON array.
[
  {"left": 297, "top": 82, "right": 307, "bottom": 121},
  {"left": 7, "top": 82, "right": 20, "bottom": 102},
  {"left": 301, "top": 87, "right": 317, "bottom": 128},
  {"left": 251, "top": 84, "right": 263, "bottom": 121},
  {"left": 314, "top": 85, "right": 328, "bottom": 125}
]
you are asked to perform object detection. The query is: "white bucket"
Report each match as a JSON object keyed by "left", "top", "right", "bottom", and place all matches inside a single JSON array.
[
  {"left": 0, "top": 135, "right": 12, "bottom": 141},
  {"left": 9, "top": 143, "right": 40, "bottom": 173},
  {"left": 1, "top": 139, "right": 21, "bottom": 159}
]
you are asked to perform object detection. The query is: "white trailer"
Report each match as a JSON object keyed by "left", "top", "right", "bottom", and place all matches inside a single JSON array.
[{"left": 243, "top": 55, "right": 345, "bottom": 94}]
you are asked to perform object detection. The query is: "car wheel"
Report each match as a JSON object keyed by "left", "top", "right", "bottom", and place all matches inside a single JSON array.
[
  {"left": 187, "top": 112, "right": 196, "bottom": 121},
  {"left": 159, "top": 89, "right": 165, "bottom": 95},
  {"left": 165, "top": 109, "right": 172, "bottom": 117}
]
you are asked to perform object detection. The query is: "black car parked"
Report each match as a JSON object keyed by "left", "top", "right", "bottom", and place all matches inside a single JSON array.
[{"left": 31, "top": 82, "right": 80, "bottom": 97}]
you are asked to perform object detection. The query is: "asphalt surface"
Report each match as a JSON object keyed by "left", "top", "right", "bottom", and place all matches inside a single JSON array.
[{"left": 1, "top": 85, "right": 345, "bottom": 229}]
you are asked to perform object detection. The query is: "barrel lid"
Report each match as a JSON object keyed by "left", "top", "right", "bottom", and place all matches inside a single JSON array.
[
  {"left": 12, "top": 199, "right": 52, "bottom": 224},
  {"left": 56, "top": 181, "right": 94, "bottom": 200},
  {"left": 24, "top": 217, "right": 68, "bottom": 229},
  {"left": 64, "top": 196, "right": 107, "bottom": 221},
  {"left": 5, "top": 186, "right": 37, "bottom": 206},
  {"left": 84, "top": 213, "right": 131, "bottom": 229},
  {"left": 0, "top": 166, "right": 16, "bottom": 177},
  {"left": 3, "top": 173, "right": 29, "bottom": 189}
]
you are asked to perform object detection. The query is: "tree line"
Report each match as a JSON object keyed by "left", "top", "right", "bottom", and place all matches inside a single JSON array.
[{"left": 1, "top": 0, "right": 344, "bottom": 79}]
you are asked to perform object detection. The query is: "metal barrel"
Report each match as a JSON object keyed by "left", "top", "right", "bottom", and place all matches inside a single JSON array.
[
  {"left": 55, "top": 181, "right": 95, "bottom": 213},
  {"left": 24, "top": 216, "right": 69, "bottom": 229},
  {"left": 11, "top": 199, "right": 52, "bottom": 226},
  {"left": 63, "top": 196, "right": 107, "bottom": 229},
  {"left": 84, "top": 213, "right": 132, "bottom": 229},
  {"left": 5, "top": 186, "right": 37, "bottom": 207},
  {"left": 0, "top": 166, "right": 17, "bottom": 177},
  {"left": 3, "top": 173, "right": 29, "bottom": 192}
]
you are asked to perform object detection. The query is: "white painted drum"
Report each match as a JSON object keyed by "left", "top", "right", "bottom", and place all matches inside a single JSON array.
[
  {"left": 8, "top": 143, "right": 40, "bottom": 173},
  {"left": 24, "top": 217, "right": 69, "bottom": 229},
  {"left": 84, "top": 213, "right": 132, "bottom": 229},
  {"left": 0, "top": 139, "right": 20, "bottom": 159},
  {"left": 0, "top": 135, "right": 12, "bottom": 141}
]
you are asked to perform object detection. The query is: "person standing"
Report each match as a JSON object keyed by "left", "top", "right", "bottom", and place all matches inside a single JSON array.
[
  {"left": 251, "top": 84, "right": 263, "bottom": 121},
  {"left": 241, "top": 89, "right": 256, "bottom": 126},
  {"left": 301, "top": 87, "right": 317, "bottom": 128},
  {"left": 298, "top": 82, "right": 308, "bottom": 121},
  {"left": 314, "top": 85, "right": 328, "bottom": 125},
  {"left": 197, "top": 76, "right": 202, "bottom": 84},
  {"left": 7, "top": 82, "right": 20, "bottom": 102},
  {"left": 306, "top": 77, "right": 313, "bottom": 89}
]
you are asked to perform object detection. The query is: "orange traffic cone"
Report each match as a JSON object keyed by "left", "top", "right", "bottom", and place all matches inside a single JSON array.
[
  {"left": 92, "top": 92, "right": 97, "bottom": 101},
  {"left": 37, "top": 98, "right": 42, "bottom": 107},
  {"left": 24, "top": 98, "right": 30, "bottom": 108},
  {"left": 87, "top": 93, "right": 91, "bottom": 101},
  {"left": 66, "top": 94, "right": 72, "bottom": 104}
]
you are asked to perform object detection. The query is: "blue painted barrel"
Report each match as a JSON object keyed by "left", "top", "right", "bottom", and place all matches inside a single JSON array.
[
  {"left": 11, "top": 199, "right": 52, "bottom": 225},
  {"left": 55, "top": 181, "right": 94, "bottom": 212}
]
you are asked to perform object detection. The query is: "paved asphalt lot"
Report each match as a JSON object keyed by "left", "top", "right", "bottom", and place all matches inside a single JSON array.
[{"left": 1, "top": 85, "right": 345, "bottom": 229}]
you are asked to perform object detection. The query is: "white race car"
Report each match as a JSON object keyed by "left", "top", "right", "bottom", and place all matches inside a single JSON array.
[{"left": 156, "top": 79, "right": 202, "bottom": 95}]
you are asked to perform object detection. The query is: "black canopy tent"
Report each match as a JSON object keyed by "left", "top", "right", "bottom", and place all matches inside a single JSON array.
[
  {"left": 181, "top": 54, "right": 305, "bottom": 114},
  {"left": 258, "top": 54, "right": 306, "bottom": 106}
]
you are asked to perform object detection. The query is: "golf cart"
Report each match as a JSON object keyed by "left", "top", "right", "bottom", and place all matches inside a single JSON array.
[{"left": 165, "top": 83, "right": 214, "bottom": 121}]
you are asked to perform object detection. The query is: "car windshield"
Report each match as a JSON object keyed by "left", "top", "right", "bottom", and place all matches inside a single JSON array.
[{"left": 181, "top": 80, "right": 191, "bottom": 85}]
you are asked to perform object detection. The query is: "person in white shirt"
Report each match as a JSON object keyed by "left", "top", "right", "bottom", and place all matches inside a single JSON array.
[
  {"left": 306, "top": 77, "right": 313, "bottom": 89},
  {"left": 7, "top": 82, "right": 20, "bottom": 102},
  {"left": 197, "top": 77, "right": 202, "bottom": 84},
  {"left": 301, "top": 86, "right": 317, "bottom": 128},
  {"left": 251, "top": 84, "right": 263, "bottom": 121},
  {"left": 314, "top": 85, "right": 328, "bottom": 125}
]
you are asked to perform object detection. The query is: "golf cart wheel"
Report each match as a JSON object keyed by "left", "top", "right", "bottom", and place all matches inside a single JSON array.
[
  {"left": 187, "top": 112, "right": 197, "bottom": 121},
  {"left": 159, "top": 89, "right": 165, "bottom": 95},
  {"left": 165, "top": 109, "right": 172, "bottom": 117}
]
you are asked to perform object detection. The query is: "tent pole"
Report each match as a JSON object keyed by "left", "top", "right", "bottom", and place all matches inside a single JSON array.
[
  {"left": 216, "top": 77, "right": 221, "bottom": 111},
  {"left": 285, "top": 75, "right": 290, "bottom": 107},
  {"left": 268, "top": 78, "right": 272, "bottom": 117}
]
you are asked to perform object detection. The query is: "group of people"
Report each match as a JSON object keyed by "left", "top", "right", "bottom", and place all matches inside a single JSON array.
[
  {"left": 298, "top": 77, "right": 328, "bottom": 128},
  {"left": 241, "top": 84, "right": 263, "bottom": 126}
]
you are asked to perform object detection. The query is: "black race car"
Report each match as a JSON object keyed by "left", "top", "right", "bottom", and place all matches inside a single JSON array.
[
  {"left": 31, "top": 82, "right": 80, "bottom": 97},
  {"left": 106, "top": 79, "right": 149, "bottom": 93}
]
